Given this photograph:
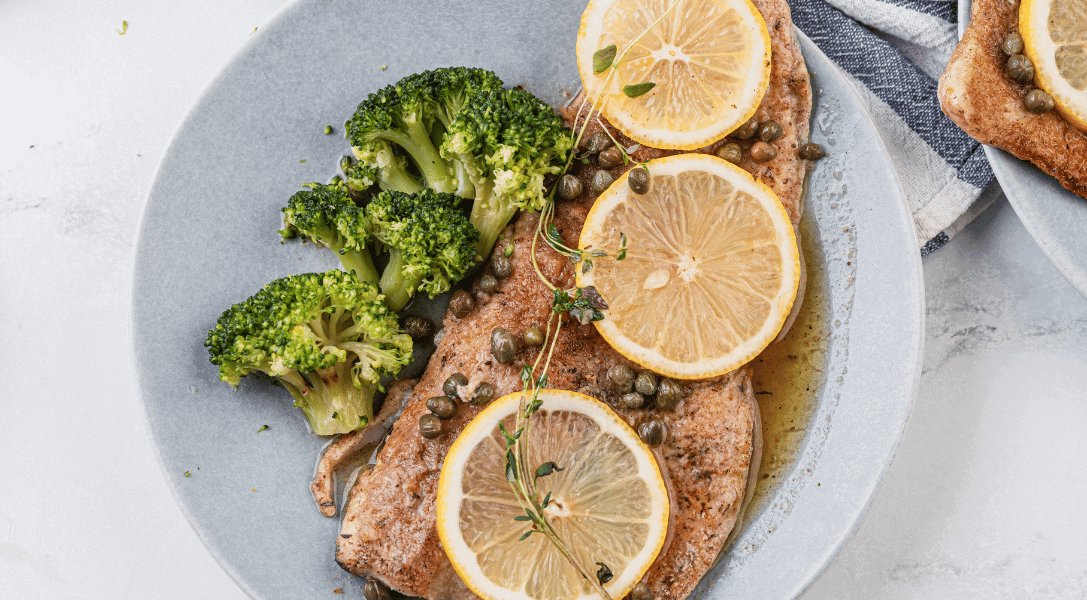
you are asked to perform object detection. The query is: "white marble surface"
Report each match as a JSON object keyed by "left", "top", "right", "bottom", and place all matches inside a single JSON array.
[{"left": 2, "top": 1, "right": 1086, "bottom": 599}]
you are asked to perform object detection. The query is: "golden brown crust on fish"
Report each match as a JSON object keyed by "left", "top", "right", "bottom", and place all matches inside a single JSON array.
[
  {"left": 336, "top": 0, "right": 810, "bottom": 597},
  {"left": 938, "top": 0, "right": 1087, "bottom": 198}
]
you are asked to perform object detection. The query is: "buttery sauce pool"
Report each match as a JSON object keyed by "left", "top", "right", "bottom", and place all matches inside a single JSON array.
[{"left": 748, "top": 212, "right": 831, "bottom": 516}]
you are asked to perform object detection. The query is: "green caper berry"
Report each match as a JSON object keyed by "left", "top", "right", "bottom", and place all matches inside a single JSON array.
[
  {"left": 491, "top": 255, "right": 513, "bottom": 279},
  {"left": 598, "top": 146, "right": 623, "bottom": 168},
  {"left": 591, "top": 169, "right": 615, "bottom": 195},
  {"left": 418, "top": 414, "right": 442, "bottom": 440},
  {"left": 443, "top": 373, "right": 468, "bottom": 398},
  {"left": 1002, "top": 32, "right": 1024, "bottom": 56},
  {"left": 732, "top": 117, "right": 759, "bottom": 140},
  {"left": 523, "top": 327, "right": 545, "bottom": 346},
  {"left": 627, "top": 167, "right": 651, "bottom": 194},
  {"left": 634, "top": 371, "right": 658, "bottom": 396},
  {"left": 798, "top": 142, "right": 826, "bottom": 160},
  {"left": 479, "top": 274, "right": 498, "bottom": 293},
  {"left": 470, "top": 382, "right": 495, "bottom": 406},
  {"left": 656, "top": 379, "right": 682, "bottom": 410},
  {"left": 558, "top": 174, "right": 584, "bottom": 200},
  {"left": 715, "top": 143, "right": 743, "bottom": 164},
  {"left": 449, "top": 289, "right": 474, "bottom": 319},
  {"left": 750, "top": 141, "right": 777, "bottom": 163},
  {"left": 622, "top": 392, "right": 647, "bottom": 409},
  {"left": 637, "top": 419, "right": 666, "bottom": 447},
  {"left": 1024, "top": 88, "right": 1055, "bottom": 113},
  {"left": 324, "top": 125, "right": 334, "bottom": 135},
  {"left": 607, "top": 363, "right": 635, "bottom": 393},
  {"left": 490, "top": 327, "right": 518, "bottom": 364},
  {"left": 1006, "top": 54, "right": 1034, "bottom": 85},
  {"left": 426, "top": 396, "right": 458, "bottom": 420},
  {"left": 585, "top": 131, "right": 613, "bottom": 154},
  {"left": 402, "top": 315, "right": 434, "bottom": 339},
  {"left": 758, "top": 120, "right": 784, "bottom": 142},
  {"left": 629, "top": 582, "right": 653, "bottom": 600}
]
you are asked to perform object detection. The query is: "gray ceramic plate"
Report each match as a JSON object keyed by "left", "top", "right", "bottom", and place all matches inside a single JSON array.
[
  {"left": 133, "top": 1, "right": 923, "bottom": 598},
  {"left": 959, "top": 0, "right": 1087, "bottom": 297}
]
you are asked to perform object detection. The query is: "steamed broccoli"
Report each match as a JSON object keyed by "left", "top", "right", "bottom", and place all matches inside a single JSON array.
[
  {"left": 344, "top": 67, "right": 572, "bottom": 260},
  {"left": 280, "top": 180, "right": 377, "bottom": 283},
  {"left": 204, "top": 270, "right": 412, "bottom": 436},
  {"left": 280, "top": 181, "right": 478, "bottom": 311},
  {"left": 367, "top": 188, "right": 479, "bottom": 311}
]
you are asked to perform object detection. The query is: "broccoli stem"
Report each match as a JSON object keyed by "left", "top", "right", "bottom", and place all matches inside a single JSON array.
[
  {"left": 278, "top": 366, "right": 375, "bottom": 436},
  {"left": 379, "top": 249, "right": 424, "bottom": 311},
  {"left": 339, "top": 247, "right": 381, "bottom": 285},
  {"left": 468, "top": 181, "right": 517, "bottom": 262},
  {"left": 380, "top": 124, "right": 454, "bottom": 194},
  {"left": 380, "top": 165, "right": 425, "bottom": 194}
]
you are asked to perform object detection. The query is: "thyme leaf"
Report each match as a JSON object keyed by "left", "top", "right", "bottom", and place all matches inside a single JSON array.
[
  {"left": 622, "top": 82, "right": 657, "bottom": 98},
  {"left": 593, "top": 45, "right": 617, "bottom": 73}
]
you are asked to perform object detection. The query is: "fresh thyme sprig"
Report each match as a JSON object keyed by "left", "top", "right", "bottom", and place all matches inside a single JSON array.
[{"left": 501, "top": 2, "right": 685, "bottom": 597}]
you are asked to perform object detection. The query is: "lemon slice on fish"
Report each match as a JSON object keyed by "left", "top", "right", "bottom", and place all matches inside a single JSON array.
[
  {"left": 576, "top": 0, "right": 772, "bottom": 149},
  {"left": 1021, "top": 0, "right": 1087, "bottom": 131},
  {"left": 577, "top": 153, "right": 800, "bottom": 379},
  {"left": 436, "top": 390, "right": 669, "bottom": 600}
]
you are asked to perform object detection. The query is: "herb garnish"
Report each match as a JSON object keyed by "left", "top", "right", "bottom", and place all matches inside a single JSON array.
[
  {"left": 116, "top": 21, "right": 128, "bottom": 35},
  {"left": 499, "top": 3, "right": 685, "bottom": 597}
]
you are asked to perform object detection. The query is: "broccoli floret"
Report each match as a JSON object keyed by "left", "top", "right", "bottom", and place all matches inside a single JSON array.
[
  {"left": 204, "top": 271, "right": 412, "bottom": 435},
  {"left": 280, "top": 180, "right": 379, "bottom": 283},
  {"left": 345, "top": 67, "right": 570, "bottom": 260},
  {"left": 367, "top": 189, "right": 479, "bottom": 311},
  {"left": 441, "top": 87, "right": 573, "bottom": 260}
]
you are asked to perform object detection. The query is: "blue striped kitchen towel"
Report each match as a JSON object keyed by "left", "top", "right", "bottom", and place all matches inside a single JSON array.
[{"left": 791, "top": 0, "right": 995, "bottom": 255}]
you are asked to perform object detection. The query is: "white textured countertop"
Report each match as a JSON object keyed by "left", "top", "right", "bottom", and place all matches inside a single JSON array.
[{"left": 3, "top": 1, "right": 1086, "bottom": 598}]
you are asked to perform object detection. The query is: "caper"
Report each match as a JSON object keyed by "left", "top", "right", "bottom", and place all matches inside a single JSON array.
[
  {"left": 523, "top": 326, "right": 545, "bottom": 346},
  {"left": 449, "top": 289, "right": 474, "bottom": 319},
  {"left": 585, "top": 131, "right": 613, "bottom": 154},
  {"left": 750, "top": 141, "right": 777, "bottom": 163},
  {"left": 655, "top": 378, "right": 682, "bottom": 410},
  {"left": 490, "top": 327, "right": 518, "bottom": 364},
  {"left": 634, "top": 371, "right": 658, "bottom": 396},
  {"left": 491, "top": 255, "right": 513, "bottom": 279},
  {"left": 798, "top": 142, "right": 826, "bottom": 160},
  {"left": 627, "top": 167, "right": 651, "bottom": 194},
  {"left": 418, "top": 414, "right": 442, "bottom": 440},
  {"left": 558, "top": 174, "right": 584, "bottom": 200},
  {"left": 715, "top": 143, "right": 743, "bottom": 164},
  {"left": 443, "top": 373, "right": 468, "bottom": 398},
  {"left": 622, "top": 391, "right": 647, "bottom": 409},
  {"left": 470, "top": 382, "right": 495, "bottom": 406},
  {"left": 479, "top": 273, "right": 498, "bottom": 293},
  {"left": 1006, "top": 54, "right": 1035, "bottom": 85},
  {"left": 402, "top": 315, "right": 434, "bottom": 339},
  {"left": 1024, "top": 88, "right": 1055, "bottom": 113},
  {"left": 590, "top": 169, "right": 615, "bottom": 195},
  {"left": 598, "top": 146, "right": 624, "bottom": 168},
  {"left": 1002, "top": 32, "right": 1024, "bottom": 56},
  {"left": 629, "top": 582, "right": 653, "bottom": 600},
  {"left": 607, "top": 363, "right": 635, "bottom": 393},
  {"left": 758, "top": 120, "right": 784, "bottom": 142},
  {"left": 426, "top": 396, "right": 458, "bottom": 420},
  {"left": 637, "top": 419, "right": 666, "bottom": 447},
  {"left": 731, "top": 117, "right": 759, "bottom": 140}
]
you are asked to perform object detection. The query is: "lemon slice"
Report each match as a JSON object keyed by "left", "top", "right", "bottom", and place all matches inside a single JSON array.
[
  {"left": 436, "top": 390, "right": 669, "bottom": 600},
  {"left": 575, "top": 0, "right": 771, "bottom": 150},
  {"left": 577, "top": 153, "right": 799, "bottom": 379},
  {"left": 1021, "top": 0, "right": 1087, "bottom": 131}
]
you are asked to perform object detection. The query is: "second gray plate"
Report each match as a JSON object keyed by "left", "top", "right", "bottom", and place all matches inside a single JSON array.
[{"left": 959, "top": 0, "right": 1087, "bottom": 298}]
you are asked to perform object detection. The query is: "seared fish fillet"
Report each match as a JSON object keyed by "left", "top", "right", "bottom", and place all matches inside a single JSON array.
[
  {"left": 335, "top": 0, "right": 812, "bottom": 597},
  {"left": 939, "top": 0, "right": 1087, "bottom": 198}
]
